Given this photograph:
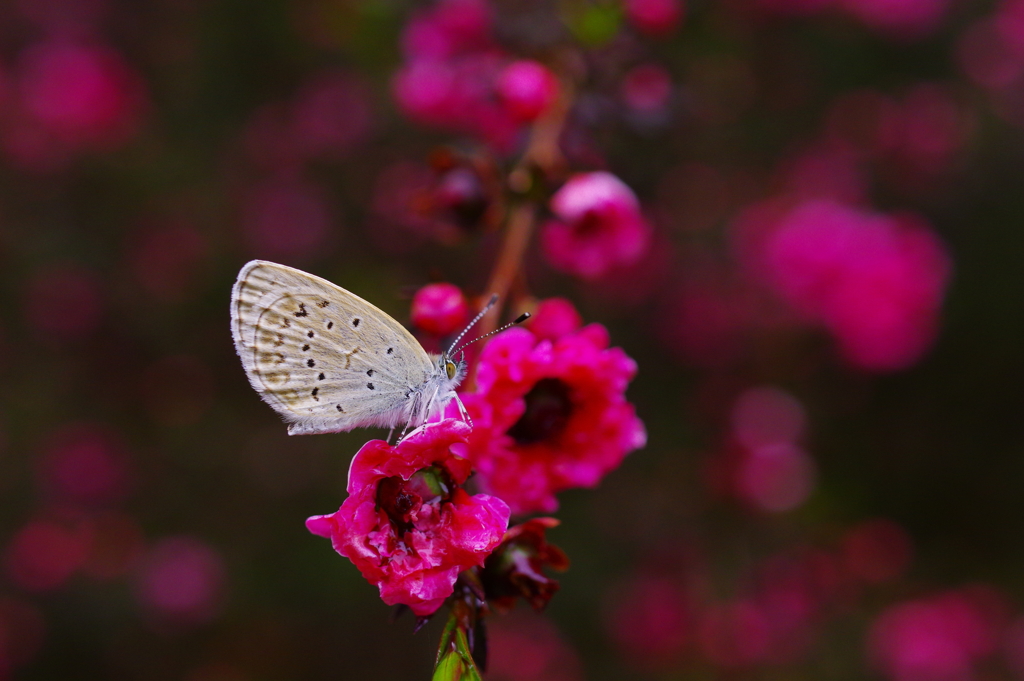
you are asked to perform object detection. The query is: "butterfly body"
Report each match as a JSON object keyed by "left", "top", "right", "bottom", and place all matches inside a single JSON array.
[{"left": 231, "top": 260, "right": 465, "bottom": 435}]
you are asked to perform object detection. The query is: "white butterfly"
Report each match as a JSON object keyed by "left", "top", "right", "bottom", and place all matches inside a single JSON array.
[{"left": 231, "top": 260, "right": 477, "bottom": 436}]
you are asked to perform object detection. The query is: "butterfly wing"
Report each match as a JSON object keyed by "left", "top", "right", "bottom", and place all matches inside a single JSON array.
[{"left": 231, "top": 260, "right": 435, "bottom": 435}]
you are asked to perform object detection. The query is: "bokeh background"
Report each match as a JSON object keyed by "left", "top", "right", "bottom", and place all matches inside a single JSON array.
[{"left": 1, "top": 0, "right": 1024, "bottom": 679}]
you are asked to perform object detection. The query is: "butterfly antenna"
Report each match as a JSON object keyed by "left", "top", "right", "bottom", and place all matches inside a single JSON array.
[
  {"left": 447, "top": 294, "right": 499, "bottom": 356},
  {"left": 453, "top": 312, "right": 532, "bottom": 360}
]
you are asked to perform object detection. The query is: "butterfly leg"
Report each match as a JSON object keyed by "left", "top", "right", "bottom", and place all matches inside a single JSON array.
[{"left": 452, "top": 392, "right": 472, "bottom": 429}]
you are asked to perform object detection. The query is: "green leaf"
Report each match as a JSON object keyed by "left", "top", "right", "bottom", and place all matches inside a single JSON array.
[
  {"left": 433, "top": 651, "right": 463, "bottom": 681},
  {"left": 435, "top": 612, "right": 459, "bottom": 668},
  {"left": 565, "top": 3, "right": 622, "bottom": 47}
]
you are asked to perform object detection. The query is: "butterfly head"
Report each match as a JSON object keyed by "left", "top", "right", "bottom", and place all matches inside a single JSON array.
[{"left": 437, "top": 353, "right": 467, "bottom": 387}]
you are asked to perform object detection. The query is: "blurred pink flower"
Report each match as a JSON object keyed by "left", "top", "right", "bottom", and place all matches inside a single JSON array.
[
  {"left": 868, "top": 588, "right": 1008, "bottom": 681},
  {"left": 134, "top": 537, "right": 226, "bottom": 624},
  {"left": 757, "top": 199, "right": 951, "bottom": 371},
  {"left": 289, "top": 71, "right": 372, "bottom": 159},
  {"left": 392, "top": 0, "right": 524, "bottom": 152},
  {"left": 238, "top": 173, "right": 334, "bottom": 260},
  {"left": 4, "top": 519, "right": 92, "bottom": 592},
  {"left": 36, "top": 422, "right": 132, "bottom": 507},
  {"left": 731, "top": 385, "right": 807, "bottom": 450},
  {"left": 840, "top": 0, "right": 950, "bottom": 38},
  {"left": 401, "top": 0, "right": 494, "bottom": 60},
  {"left": 736, "top": 443, "right": 817, "bottom": 513},
  {"left": 605, "top": 575, "right": 690, "bottom": 667},
  {"left": 749, "top": 552, "right": 836, "bottom": 662},
  {"left": 461, "top": 325, "right": 645, "bottom": 514},
  {"left": 625, "top": 0, "right": 685, "bottom": 36},
  {"left": 496, "top": 60, "right": 560, "bottom": 122},
  {"left": 4, "top": 40, "right": 146, "bottom": 168},
  {"left": 621, "top": 64, "right": 673, "bottom": 113},
  {"left": 780, "top": 141, "right": 868, "bottom": 204},
  {"left": 825, "top": 85, "right": 972, "bottom": 192},
  {"left": 410, "top": 283, "right": 469, "bottom": 336},
  {"left": 486, "top": 612, "right": 584, "bottom": 681},
  {"left": 541, "top": 172, "right": 652, "bottom": 280},
  {"left": 242, "top": 70, "right": 372, "bottom": 166},
  {"left": 306, "top": 420, "right": 509, "bottom": 616}
]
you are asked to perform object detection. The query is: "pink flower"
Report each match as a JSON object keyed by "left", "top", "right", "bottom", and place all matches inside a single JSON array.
[
  {"left": 840, "top": 0, "right": 950, "bottom": 38},
  {"left": 411, "top": 283, "right": 470, "bottom": 336},
  {"left": 461, "top": 325, "right": 646, "bottom": 514},
  {"left": 4, "top": 519, "right": 92, "bottom": 592},
  {"left": 306, "top": 420, "right": 510, "bottom": 616},
  {"left": 761, "top": 199, "right": 951, "bottom": 371},
  {"left": 868, "top": 588, "right": 1008, "bottom": 681},
  {"left": 527, "top": 298, "right": 582, "bottom": 342},
  {"left": 735, "top": 443, "right": 817, "bottom": 513},
  {"left": 134, "top": 536, "right": 226, "bottom": 625},
  {"left": 496, "top": 60, "right": 559, "bottom": 122},
  {"left": 605, "top": 575, "right": 691, "bottom": 668},
  {"left": 6, "top": 40, "right": 146, "bottom": 169},
  {"left": 541, "top": 172, "right": 652, "bottom": 280},
  {"left": 625, "top": 0, "right": 685, "bottom": 36},
  {"left": 36, "top": 422, "right": 133, "bottom": 507},
  {"left": 238, "top": 172, "right": 334, "bottom": 260},
  {"left": 621, "top": 64, "right": 673, "bottom": 113},
  {"left": 485, "top": 610, "right": 584, "bottom": 681}
]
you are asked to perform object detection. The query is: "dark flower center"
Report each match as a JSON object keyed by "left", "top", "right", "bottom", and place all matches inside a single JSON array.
[
  {"left": 376, "top": 464, "right": 454, "bottom": 533},
  {"left": 507, "top": 378, "right": 574, "bottom": 446},
  {"left": 573, "top": 209, "right": 606, "bottom": 236}
]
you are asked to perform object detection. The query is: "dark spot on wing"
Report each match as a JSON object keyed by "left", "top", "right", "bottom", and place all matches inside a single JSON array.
[
  {"left": 317, "top": 300, "right": 330, "bottom": 308},
  {"left": 307, "top": 330, "right": 314, "bottom": 338},
  {"left": 311, "top": 387, "right": 319, "bottom": 401},
  {"left": 352, "top": 318, "right": 361, "bottom": 327},
  {"left": 318, "top": 373, "right": 325, "bottom": 380},
  {"left": 367, "top": 382, "right": 375, "bottom": 390},
  {"left": 327, "top": 321, "right": 334, "bottom": 329},
  {"left": 367, "top": 369, "right": 375, "bottom": 377},
  {"left": 295, "top": 303, "right": 308, "bottom": 317},
  {"left": 274, "top": 334, "right": 284, "bottom": 347},
  {"left": 336, "top": 404, "right": 345, "bottom": 412},
  {"left": 302, "top": 344, "right": 310, "bottom": 351},
  {"left": 307, "top": 359, "right": 315, "bottom": 367},
  {"left": 387, "top": 347, "right": 394, "bottom": 355}
]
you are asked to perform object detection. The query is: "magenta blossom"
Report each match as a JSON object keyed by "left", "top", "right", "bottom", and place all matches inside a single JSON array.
[
  {"left": 460, "top": 325, "right": 645, "bottom": 515},
  {"left": 867, "top": 587, "right": 1008, "bottom": 681},
  {"left": 306, "top": 420, "right": 510, "bottom": 616},
  {"left": 759, "top": 199, "right": 951, "bottom": 371},
  {"left": 411, "top": 283, "right": 469, "bottom": 336},
  {"left": 541, "top": 172, "right": 652, "bottom": 280}
]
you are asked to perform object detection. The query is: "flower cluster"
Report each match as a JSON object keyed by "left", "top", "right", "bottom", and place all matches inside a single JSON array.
[
  {"left": 307, "top": 296, "right": 644, "bottom": 616},
  {"left": 736, "top": 198, "right": 951, "bottom": 371},
  {"left": 392, "top": 0, "right": 559, "bottom": 153}
]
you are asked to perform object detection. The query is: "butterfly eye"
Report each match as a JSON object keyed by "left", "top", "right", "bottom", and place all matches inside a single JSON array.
[{"left": 445, "top": 360, "right": 457, "bottom": 381}]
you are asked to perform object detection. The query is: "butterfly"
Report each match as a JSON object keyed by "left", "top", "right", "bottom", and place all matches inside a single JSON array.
[{"left": 230, "top": 260, "right": 524, "bottom": 436}]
